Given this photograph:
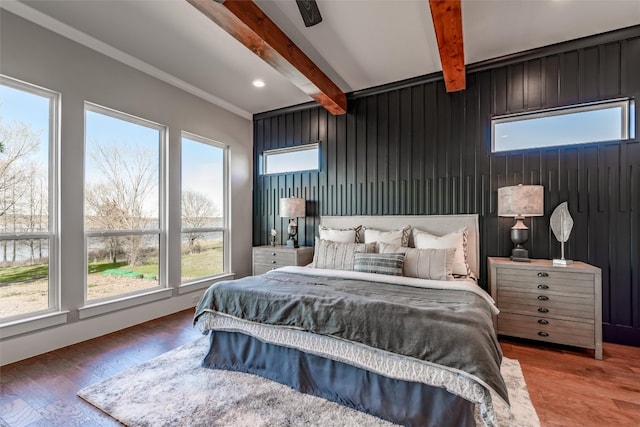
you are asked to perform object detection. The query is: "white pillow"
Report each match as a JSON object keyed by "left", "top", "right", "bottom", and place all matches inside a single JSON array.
[
  {"left": 378, "top": 242, "right": 454, "bottom": 281},
  {"left": 363, "top": 225, "right": 411, "bottom": 247},
  {"left": 312, "top": 238, "right": 375, "bottom": 270},
  {"left": 412, "top": 227, "right": 470, "bottom": 276},
  {"left": 318, "top": 225, "right": 361, "bottom": 243}
]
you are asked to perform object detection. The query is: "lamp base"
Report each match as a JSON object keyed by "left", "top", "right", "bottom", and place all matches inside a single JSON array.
[
  {"left": 510, "top": 247, "right": 531, "bottom": 262},
  {"left": 286, "top": 220, "right": 299, "bottom": 248},
  {"left": 285, "top": 238, "right": 299, "bottom": 249},
  {"left": 553, "top": 258, "right": 573, "bottom": 266},
  {"left": 510, "top": 220, "right": 531, "bottom": 262}
]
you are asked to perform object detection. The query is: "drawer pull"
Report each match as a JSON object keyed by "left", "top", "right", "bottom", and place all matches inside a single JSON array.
[
  {"left": 537, "top": 295, "right": 549, "bottom": 301},
  {"left": 537, "top": 272, "right": 549, "bottom": 277},
  {"left": 272, "top": 260, "right": 277, "bottom": 264},
  {"left": 538, "top": 319, "right": 549, "bottom": 325},
  {"left": 538, "top": 331, "right": 549, "bottom": 337},
  {"left": 537, "top": 284, "right": 549, "bottom": 290},
  {"left": 272, "top": 252, "right": 277, "bottom": 256},
  {"left": 538, "top": 307, "right": 549, "bottom": 313}
]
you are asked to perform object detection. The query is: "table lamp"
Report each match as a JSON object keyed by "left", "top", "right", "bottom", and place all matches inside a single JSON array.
[
  {"left": 498, "top": 184, "right": 544, "bottom": 262},
  {"left": 279, "top": 197, "right": 305, "bottom": 248}
]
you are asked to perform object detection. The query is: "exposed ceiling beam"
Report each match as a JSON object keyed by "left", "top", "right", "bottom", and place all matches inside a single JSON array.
[
  {"left": 428, "top": 0, "right": 465, "bottom": 92},
  {"left": 187, "top": 0, "right": 347, "bottom": 115}
]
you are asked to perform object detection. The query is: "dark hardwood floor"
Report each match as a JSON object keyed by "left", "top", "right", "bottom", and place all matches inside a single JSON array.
[
  {"left": 0, "top": 309, "right": 202, "bottom": 427},
  {"left": 500, "top": 337, "right": 640, "bottom": 427},
  {"left": 1, "top": 309, "right": 639, "bottom": 427}
]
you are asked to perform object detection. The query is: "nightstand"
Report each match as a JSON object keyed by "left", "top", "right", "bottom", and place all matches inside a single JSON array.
[
  {"left": 488, "top": 257, "right": 602, "bottom": 360},
  {"left": 252, "top": 245, "right": 314, "bottom": 275}
]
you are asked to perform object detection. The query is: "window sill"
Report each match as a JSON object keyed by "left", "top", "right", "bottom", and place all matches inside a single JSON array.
[
  {"left": 178, "top": 273, "right": 235, "bottom": 295},
  {"left": 1, "top": 311, "right": 70, "bottom": 339},
  {"left": 79, "top": 288, "right": 173, "bottom": 320}
]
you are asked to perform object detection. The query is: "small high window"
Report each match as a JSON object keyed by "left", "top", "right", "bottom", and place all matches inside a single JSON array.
[
  {"left": 262, "top": 143, "right": 319, "bottom": 175},
  {"left": 492, "top": 98, "right": 635, "bottom": 153}
]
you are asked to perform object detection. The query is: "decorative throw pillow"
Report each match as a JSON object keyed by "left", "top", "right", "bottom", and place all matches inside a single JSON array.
[
  {"left": 352, "top": 252, "right": 405, "bottom": 276},
  {"left": 318, "top": 225, "right": 362, "bottom": 243},
  {"left": 378, "top": 242, "right": 454, "bottom": 281},
  {"left": 312, "top": 239, "right": 375, "bottom": 270},
  {"left": 362, "top": 225, "right": 411, "bottom": 247},
  {"left": 412, "top": 227, "right": 470, "bottom": 276}
]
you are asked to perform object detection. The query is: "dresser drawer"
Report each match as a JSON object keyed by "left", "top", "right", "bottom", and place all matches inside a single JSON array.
[
  {"left": 498, "top": 312, "right": 595, "bottom": 348},
  {"left": 498, "top": 289, "right": 594, "bottom": 320},
  {"left": 497, "top": 269, "right": 594, "bottom": 295},
  {"left": 253, "top": 264, "right": 280, "bottom": 275},
  {"left": 253, "top": 249, "right": 297, "bottom": 265}
]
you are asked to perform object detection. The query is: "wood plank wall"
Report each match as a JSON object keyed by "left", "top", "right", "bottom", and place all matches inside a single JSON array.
[{"left": 253, "top": 26, "right": 640, "bottom": 346}]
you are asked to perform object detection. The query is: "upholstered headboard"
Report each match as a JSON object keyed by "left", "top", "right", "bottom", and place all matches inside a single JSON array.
[{"left": 320, "top": 215, "right": 480, "bottom": 277}]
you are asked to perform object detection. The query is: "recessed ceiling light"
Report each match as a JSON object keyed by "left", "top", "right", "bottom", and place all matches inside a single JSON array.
[{"left": 252, "top": 79, "right": 265, "bottom": 88}]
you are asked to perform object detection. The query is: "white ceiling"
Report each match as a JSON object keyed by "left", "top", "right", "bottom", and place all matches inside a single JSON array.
[{"left": 3, "top": 0, "right": 640, "bottom": 119}]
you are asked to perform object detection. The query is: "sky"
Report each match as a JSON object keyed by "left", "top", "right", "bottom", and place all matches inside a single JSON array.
[
  {"left": 181, "top": 136, "right": 224, "bottom": 213},
  {"left": 0, "top": 83, "right": 50, "bottom": 164}
]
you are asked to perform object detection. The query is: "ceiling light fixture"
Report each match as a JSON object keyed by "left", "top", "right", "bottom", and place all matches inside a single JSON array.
[{"left": 252, "top": 79, "right": 265, "bottom": 88}]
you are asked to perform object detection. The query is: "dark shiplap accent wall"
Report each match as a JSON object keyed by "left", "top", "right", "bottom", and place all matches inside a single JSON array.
[{"left": 253, "top": 26, "right": 640, "bottom": 346}]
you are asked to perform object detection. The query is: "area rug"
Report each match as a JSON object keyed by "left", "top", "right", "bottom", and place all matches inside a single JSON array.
[{"left": 78, "top": 337, "right": 540, "bottom": 427}]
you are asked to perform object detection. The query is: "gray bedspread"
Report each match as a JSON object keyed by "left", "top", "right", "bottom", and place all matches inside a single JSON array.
[{"left": 194, "top": 269, "right": 508, "bottom": 404}]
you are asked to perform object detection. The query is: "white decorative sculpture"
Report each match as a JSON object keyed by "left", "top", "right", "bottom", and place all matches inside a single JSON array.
[{"left": 550, "top": 202, "right": 574, "bottom": 265}]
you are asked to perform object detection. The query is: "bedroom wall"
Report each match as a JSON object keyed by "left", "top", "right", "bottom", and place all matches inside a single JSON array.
[
  {"left": 0, "top": 10, "right": 253, "bottom": 364},
  {"left": 253, "top": 26, "right": 640, "bottom": 346}
]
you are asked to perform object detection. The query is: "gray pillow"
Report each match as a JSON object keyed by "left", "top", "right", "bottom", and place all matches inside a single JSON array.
[{"left": 353, "top": 252, "right": 405, "bottom": 276}]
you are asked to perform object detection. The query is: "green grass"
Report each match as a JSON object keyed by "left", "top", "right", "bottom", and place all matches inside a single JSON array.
[
  {"left": 180, "top": 244, "right": 224, "bottom": 279},
  {"left": 0, "top": 263, "right": 48, "bottom": 283}
]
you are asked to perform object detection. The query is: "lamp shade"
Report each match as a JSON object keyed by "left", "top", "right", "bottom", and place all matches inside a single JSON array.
[
  {"left": 279, "top": 197, "right": 306, "bottom": 218},
  {"left": 498, "top": 185, "right": 544, "bottom": 218}
]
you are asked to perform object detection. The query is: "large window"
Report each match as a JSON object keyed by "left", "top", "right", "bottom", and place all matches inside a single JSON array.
[
  {"left": 492, "top": 98, "right": 635, "bottom": 153},
  {"left": 0, "top": 76, "right": 58, "bottom": 320},
  {"left": 181, "top": 133, "right": 228, "bottom": 283},
  {"left": 84, "top": 104, "right": 164, "bottom": 302}
]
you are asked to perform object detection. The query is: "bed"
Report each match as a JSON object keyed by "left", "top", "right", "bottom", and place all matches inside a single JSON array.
[{"left": 194, "top": 215, "right": 507, "bottom": 427}]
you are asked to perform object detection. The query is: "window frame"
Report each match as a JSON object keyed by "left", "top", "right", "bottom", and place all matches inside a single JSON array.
[
  {"left": 491, "top": 98, "right": 635, "bottom": 153},
  {"left": 261, "top": 142, "right": 320, "bottom": 175},
  {"left": 180, "top": 131, "right": 230, "bottom": 287},
  {"left": 83, "top": 102, "right": 167, "bottom": 304},
  {"left": 0, "top": 75, "right": 60, "bottom": 323}
]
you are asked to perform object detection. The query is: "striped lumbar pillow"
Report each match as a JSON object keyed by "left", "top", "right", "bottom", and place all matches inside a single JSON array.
[{"left": 352, "top": 252, "right": 405, "bottom": 276}]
